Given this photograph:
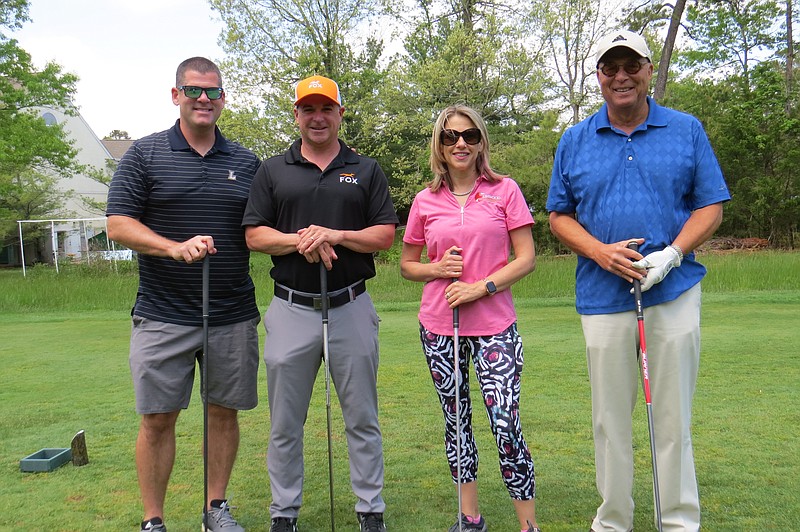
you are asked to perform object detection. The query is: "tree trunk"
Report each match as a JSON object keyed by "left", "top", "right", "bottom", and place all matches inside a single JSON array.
[
  {"left": 787, "top": 0, "right": 794, "bottom": 114},
  {"left": 654, "top": 0, "right": 687, "bottom": 101}
]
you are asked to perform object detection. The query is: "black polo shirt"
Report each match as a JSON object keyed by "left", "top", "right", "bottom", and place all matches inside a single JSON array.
[
  {"left": 243, "top": 139, "right": 398, "bottom": 292},
  {"left": 107, "top": 120, "right": 260, "bottom": 326}
]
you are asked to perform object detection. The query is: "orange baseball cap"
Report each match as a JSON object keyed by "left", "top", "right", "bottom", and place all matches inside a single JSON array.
[{"left": 294, "top": 75, "right": 342, "bottom": 106}]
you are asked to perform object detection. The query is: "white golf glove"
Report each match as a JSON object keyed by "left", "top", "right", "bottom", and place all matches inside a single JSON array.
[{"left": 631, "top": 245, "right": 682, "bottom": 292}]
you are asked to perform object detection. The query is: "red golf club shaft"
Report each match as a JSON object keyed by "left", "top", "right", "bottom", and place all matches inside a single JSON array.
[
  {"left": 627, "top": 241, "right": 663, "bottom": 532},
  {"left": 632, "top": 280, "right": 653, "bottom": 405}
]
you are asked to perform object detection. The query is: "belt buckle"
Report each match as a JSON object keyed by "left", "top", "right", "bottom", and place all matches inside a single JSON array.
[{"left": 313, "top": 296, "right": 329, "bottom": 310}]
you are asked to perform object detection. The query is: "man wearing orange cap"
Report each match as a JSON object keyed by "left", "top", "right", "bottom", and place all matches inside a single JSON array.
[{"left": 243, "top": 75, "right": 398, "bottom": 532}]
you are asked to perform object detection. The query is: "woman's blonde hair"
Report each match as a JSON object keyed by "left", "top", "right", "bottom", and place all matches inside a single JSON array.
[{"left": 429, "top": 104, "right": 506, "bottom": 192}]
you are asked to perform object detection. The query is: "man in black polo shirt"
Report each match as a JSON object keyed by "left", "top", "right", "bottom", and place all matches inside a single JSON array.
[
  {"left": 243, "top": 75, "right": 398, "bottom": 532},
  {"left": 107, "top": 57, "right": 260, "bottom": 532}
]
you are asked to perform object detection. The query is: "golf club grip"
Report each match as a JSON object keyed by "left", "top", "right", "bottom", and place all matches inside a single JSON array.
[
  {"left": 319, "top": 261, "right": 329, "bottom": 321},
  {"left": 626, "top": 241, "right": 645, "bottom": 319},
  {"left": 450, "top": 250, "right": 460, "bottom": 325},
  {"left": 202, "top": 255, "right": 210, "bottom": 318}
]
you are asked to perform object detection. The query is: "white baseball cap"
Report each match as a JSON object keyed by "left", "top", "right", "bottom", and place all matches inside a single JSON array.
[{"left": 595, "top": 30, "right": 651, "bottom": 65}]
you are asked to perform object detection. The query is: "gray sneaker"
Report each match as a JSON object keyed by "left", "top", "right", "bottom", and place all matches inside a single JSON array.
[
  {"left": 448, "top": 514, "right": 487, "bottom": 532},
  {"left": 202, "top": 500, "right": 244, "bottom": 531},
  {"left": 269, "top": 517, "right": 298, "bottom": 532}
]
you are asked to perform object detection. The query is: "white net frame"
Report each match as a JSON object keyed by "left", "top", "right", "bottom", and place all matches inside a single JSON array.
[{"left": 16, "top": 217, "right": 130, "bottom": 276}]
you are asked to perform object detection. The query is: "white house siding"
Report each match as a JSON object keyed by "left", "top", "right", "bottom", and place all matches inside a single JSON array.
[{"left": 38, "top": 105, "right": 113, "bottom": 218}]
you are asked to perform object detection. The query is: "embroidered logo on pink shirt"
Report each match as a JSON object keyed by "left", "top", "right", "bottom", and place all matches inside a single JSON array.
[{"left": 476, "top": 192, "right": 502, "bottom": 202}]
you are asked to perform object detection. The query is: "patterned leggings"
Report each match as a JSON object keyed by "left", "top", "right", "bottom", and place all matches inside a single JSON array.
[{"left": 419, "top": 322, "right": 536, "bottom": 500}]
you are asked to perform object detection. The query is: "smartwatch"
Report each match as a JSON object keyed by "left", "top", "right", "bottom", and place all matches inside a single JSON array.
[{"left": 485, "top": 280, "right": 497, "bottom": 296}]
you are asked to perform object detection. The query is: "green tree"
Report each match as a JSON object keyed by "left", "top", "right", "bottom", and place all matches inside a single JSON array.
[
  {"left": 0, "top": 168, "right": 71, "bottom": 241},
  {"left": 682, "top": 0, "right": 783, "bottom": 88},
  {"left": 0, "top": 41, "right": 78, "bottom": 175},
  {"left": 380, "top": 0, "right": 554, "bottom": 216},
  {"left": 1, "top": 1, "right": 80, "bottom": 244},
  {"left": 493, "top": 111, "right": 565, "bottom": 253},
  {"left": 104, "top": 130, "right": 130, "bottom": 140},
  {"left": 80, "top": 159, "right": 116, "bottom": 215},
  {"left": 532, "top": 0, "right": 616, "bottom": 124},
  {"left": 0, "top": 0, "right": 29, "bottom": 31},
  {"left": 665, "top": 62, "right": 799, "bottom": 247},
  {"left": 210, "top": 0, "right": 389, "bottom": 158}
]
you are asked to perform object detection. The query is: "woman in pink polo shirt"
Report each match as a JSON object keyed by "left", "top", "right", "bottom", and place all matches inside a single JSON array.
[{"left": 401, "top": 104, "right": 540, "bottom": 532}]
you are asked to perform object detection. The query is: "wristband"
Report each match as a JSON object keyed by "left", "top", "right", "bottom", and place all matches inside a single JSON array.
[{"left": 669, "top": 244, "right": 684, "bottom": 265}]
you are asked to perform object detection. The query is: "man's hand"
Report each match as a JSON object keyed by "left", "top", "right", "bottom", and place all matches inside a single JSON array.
[
  {"left": 631, "top": 246, "right": 682, "bottom": 292},
  {"left": 296, "top": 226, "right": 340, "bottom": 270},
  {"left": 171, "top": 235, "right": 215, "bottom": 263}
]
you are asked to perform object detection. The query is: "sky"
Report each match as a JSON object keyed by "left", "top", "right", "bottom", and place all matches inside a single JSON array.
[{"left": 14, "top": 0, "right": 227, "bottom": 140}]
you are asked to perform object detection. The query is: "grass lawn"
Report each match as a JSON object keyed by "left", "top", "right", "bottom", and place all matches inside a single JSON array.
[{"left": 0, "top": 252, "right": 798, "bottom": 530}]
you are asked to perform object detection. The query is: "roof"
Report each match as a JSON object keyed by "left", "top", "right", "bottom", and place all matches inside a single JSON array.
[{"left": 101, "top": 139, "right": 134, "bottom": 160}]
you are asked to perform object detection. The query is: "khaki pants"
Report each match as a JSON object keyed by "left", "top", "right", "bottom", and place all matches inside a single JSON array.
[{"left": 581, "top": 284, "right": 702, "bottom": 532}]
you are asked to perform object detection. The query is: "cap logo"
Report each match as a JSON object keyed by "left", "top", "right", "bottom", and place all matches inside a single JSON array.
[
  {"left": 612, "top": 35, "right": 627, "bottom": 42},
  {"left": 295, "top": 75, "right": 341, "bottom": 105}
]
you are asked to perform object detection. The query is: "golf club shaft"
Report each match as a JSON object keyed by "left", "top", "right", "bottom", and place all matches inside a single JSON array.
[
  {"left": 450, "top": 250, "right": 462, "bottom": 532},
  {"left": 319, "top": 262, "right": 336, "bottom": 532},
  {"left": 631, "top": 277, "right": 653, "bottom": 405},
  {"left": 202, "top": 255, "right": 210, "bottom": 530},
  {"left": 627, "top": 242, "right": 663, "bottom": 532}
]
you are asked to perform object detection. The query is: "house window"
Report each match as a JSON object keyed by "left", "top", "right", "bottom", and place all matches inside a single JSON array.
[{"left": 42, "top": 112, "right": 58, "bottom": 126}]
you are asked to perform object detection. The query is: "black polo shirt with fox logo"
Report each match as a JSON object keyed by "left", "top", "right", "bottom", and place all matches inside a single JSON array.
[{"left": 243, "top": 138, "right": 398, "bottom": 293}]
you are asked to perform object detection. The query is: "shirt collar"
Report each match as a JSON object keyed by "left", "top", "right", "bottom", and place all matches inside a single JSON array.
[
  {"left": 595, "top": 96, "right": 668, "bottom": 133},
  {"left": 286, "top": 138, "right": 358, "bottom": 166},
  {"left": 167, "top": 119, "right": 231, "bottom": 154}
]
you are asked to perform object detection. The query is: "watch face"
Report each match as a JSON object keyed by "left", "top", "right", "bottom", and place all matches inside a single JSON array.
[{"left": 486, "top": 281, "right": 497, "bottom": 294}]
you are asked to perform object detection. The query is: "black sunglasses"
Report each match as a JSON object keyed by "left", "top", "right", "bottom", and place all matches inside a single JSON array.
[
  {"left": 440, "top": 128, "right": 482, "bottom": 146},
  {"left": 597, "top": 59, "right": 650, "bottom": 77},
  {"left": 178, "top": 86, "right": 224, "bottom": 100}
]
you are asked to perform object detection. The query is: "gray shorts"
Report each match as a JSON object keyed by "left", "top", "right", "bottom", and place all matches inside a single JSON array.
[{"left": 129, "top": 315, "right": 260, "bottom": 414}]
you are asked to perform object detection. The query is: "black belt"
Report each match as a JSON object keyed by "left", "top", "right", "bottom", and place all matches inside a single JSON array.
[{"left": 274, "top": 280, "right": 366, "bottom": 310}]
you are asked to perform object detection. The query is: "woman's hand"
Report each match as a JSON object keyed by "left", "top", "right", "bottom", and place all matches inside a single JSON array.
[{"left": 436, "top": 246, "right": 463, "bottom": 279}]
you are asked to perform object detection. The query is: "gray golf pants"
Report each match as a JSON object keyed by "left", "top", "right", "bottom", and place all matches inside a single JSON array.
[{"left": 263, "top": 288, "right": 386, "bottom": 518}]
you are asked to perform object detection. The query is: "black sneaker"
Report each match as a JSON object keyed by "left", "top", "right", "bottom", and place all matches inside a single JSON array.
[
  {"left": 141, "top": 517, "right": 166, "bottom": 531},
  {"left": 357, "top": 512, "right": 387, "bottom": 532},
  {"left": 448, "top": 514, "right": 488, "bottom": 532},
  {"left": 269, "top": 517, "right": 298, "bottom": 532},
  {"left": 525, "top": 520, "right": 542, "bottom": 532}
]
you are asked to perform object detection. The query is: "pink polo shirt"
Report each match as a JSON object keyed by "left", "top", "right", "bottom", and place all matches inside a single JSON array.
[{"left": 403, "top": 175, "right": 534, "bottom": 336}]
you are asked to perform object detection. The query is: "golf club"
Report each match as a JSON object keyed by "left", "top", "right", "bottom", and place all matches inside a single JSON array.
[
  {"left": 627, "top": 241, "right": 663, "bottom": 532},
  {"left": 202, "top": 254, "right": 210, "bottom": 531},
  {"left": 450, "top": 250, "right": 463, "bottom": 532},
  {"left": 319, "top": 261, "right": 336, "bottom": 532}
]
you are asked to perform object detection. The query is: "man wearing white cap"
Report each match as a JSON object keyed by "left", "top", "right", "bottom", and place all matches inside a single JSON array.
[
  {"left": 546, "top": 30, "right": 730, "bottom": 531},
  {"left": 243, "top": 75, "right": 398, "bottom": 532}
]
